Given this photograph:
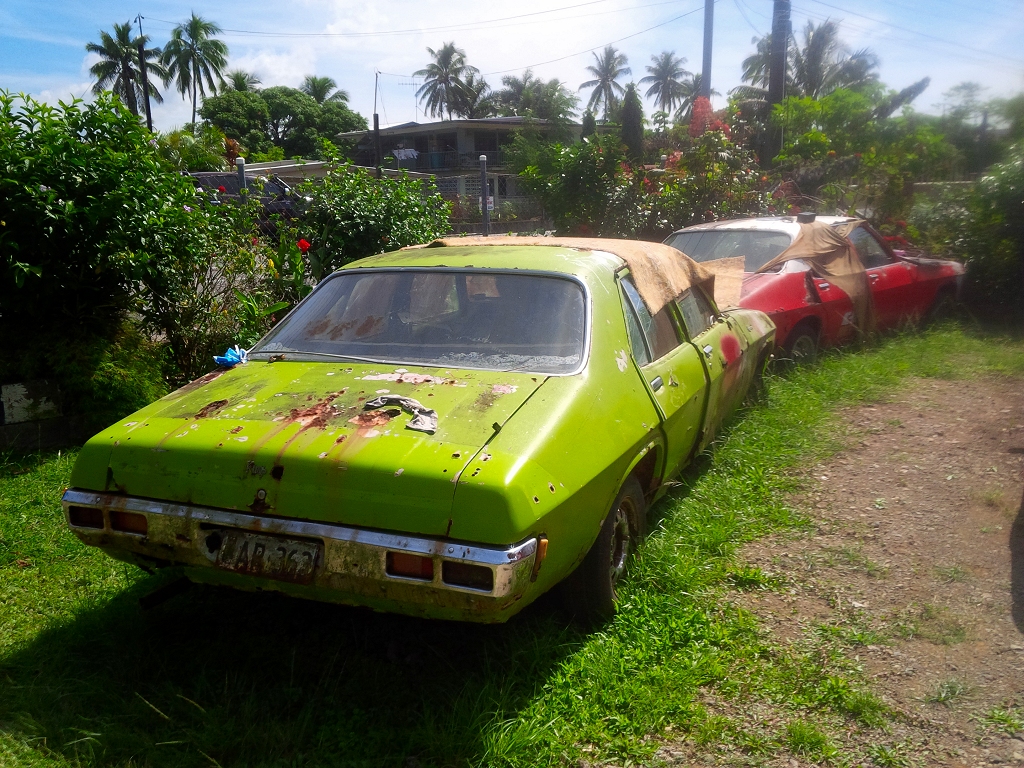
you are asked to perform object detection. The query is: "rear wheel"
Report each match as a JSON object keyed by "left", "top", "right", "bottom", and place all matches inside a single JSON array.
[
  {"left": 782, "top": 322, "right": 819, "bottom": 364},
  {"left": 560, "top": 476, "right": 646, "bottom": 624}
]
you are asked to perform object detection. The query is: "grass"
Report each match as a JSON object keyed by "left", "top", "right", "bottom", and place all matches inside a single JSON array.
[
  {"left": 935, "top": 563, "right": 968, "bottom": 584},
  {"left": 978, "top": 706, "right": 1024, "bottom": 735},
  {"left": 1, "top": 325, "right": 1023, "bottom": 767}
]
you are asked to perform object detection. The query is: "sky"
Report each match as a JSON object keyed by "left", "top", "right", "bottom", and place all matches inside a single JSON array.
[{"left": 2, "top": 0, "right": 1023, "bottom": 132}]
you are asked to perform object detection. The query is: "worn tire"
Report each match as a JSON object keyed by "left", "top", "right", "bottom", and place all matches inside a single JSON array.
[
  {"left": 560, "top": 476, "right": 646, "bottom": 624},
  {"left": 782, "top": 322, "right": 819, "bottom": 364}
]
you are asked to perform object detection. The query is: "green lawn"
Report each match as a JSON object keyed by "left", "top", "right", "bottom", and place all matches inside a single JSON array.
[{"left": 2, "top": 326, "right": 1023, "bottom": 768}]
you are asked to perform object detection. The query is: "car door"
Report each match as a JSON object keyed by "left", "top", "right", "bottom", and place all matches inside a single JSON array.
[
  {"left": 619, "top": 274, "right": 707, "bottom": 478},
  {"left": 676, "top": 286, "right": 750, "bottom": 451},
  {"left": 848, "top": 225, "right": 917, "bottom": 328}
]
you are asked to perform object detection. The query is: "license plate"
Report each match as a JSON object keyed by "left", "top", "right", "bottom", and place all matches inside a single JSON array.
[{"left": 215, "top": 531, "right": 322, "bottom": 584}]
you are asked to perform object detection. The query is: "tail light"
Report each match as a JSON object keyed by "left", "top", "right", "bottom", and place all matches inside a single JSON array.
[
  {"left": 442, "top": 561, "right": 494, "bottom": 592},
  {"left": 68, "top": 506, "right": 103, "bottom": 529},
  {"left": 386, "top": 551, "right": 434, "bottom": 580},
  {"left": 110, "top": 511, "right": 148, "bottom": 535}
]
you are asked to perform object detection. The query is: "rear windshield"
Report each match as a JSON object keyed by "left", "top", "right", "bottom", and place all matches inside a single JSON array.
[
  {"left": 251, "top": 270, "right": 587, "bottom": 374},
  {"left": 665, "top": 230, "right": 793, "bottom": 272}
]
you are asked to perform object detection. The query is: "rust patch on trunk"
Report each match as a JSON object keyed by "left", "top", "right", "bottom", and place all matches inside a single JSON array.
[
  {"left": 196, "top": 399, "right": 230, "bottom": 418},
  {"left": 288, "top": 392, "right": 343, "bottom": 430},
  {"left": 347, "top": 409, "right": 398, "bottom": 427}
]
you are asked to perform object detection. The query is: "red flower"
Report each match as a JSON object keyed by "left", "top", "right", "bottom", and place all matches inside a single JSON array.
[
  {"left": 218, "top": 185, "right": 227, "bottom": 193},
  {"left": 297, "top": 238, "right": 311, "bottom": 254}
]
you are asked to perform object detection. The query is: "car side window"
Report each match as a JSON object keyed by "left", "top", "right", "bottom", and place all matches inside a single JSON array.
[
  {"left": 849, "top": 227, "right": 892, "bottom": 269},
  {"left": 620, "top": 275, "right": 682, "bottom": 363},
  {"left": 676, "top": 287, "right": 715, "bottom": 338}
]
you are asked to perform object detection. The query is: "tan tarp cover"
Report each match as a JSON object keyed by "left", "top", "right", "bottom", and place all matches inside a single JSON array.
[
  {"left": 697, "top": 256, "right": 746, "bottom": 309},
  {"left": 414, "top": 236, "right": 716, "bottom": 315},
  {"left": 756, "top": 220, "right": 876, "bottom": 333}
]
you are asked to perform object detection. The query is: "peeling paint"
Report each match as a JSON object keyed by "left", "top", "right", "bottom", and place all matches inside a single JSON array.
[
  {"left": 492, "top": 384, "right": 518, "bottom": 395},
  {"left": 616, "top": 350, "right": 628, "bottom": 372},
  {"left": 394, "top": 468, "right": 404, "bottom": 476},
  {"left": 348, "top": 410, "right": 395, "bottom": 428}
]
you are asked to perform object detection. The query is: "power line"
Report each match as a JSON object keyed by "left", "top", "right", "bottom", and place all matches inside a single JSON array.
[
  {"left": 802, "top": 0, "right": 1024, "bottom": 66},
  {"left": 146, "top": 0, "right": 684, "bottom": 41},
  {"left": 480, "top": 3, "right": 709, "bottom": 76},
  {"left": 790, "top": 3, "right": 1024, "bottom": 71},
  {"left": 147, "top": 0, "right": 621, "bottom": 39}
]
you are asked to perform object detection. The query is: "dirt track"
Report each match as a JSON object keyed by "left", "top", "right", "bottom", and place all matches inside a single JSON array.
[{"left": 733, "top": 376, "right": 1024, "bottom": 766}]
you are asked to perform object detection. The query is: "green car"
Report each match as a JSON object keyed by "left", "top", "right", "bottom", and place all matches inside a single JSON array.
[{"left": 62, "top": 239, "right": 774, "bottom": 623}]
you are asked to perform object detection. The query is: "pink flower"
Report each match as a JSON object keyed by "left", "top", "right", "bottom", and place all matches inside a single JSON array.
[{"left": 218, "top": 185, "right": 227, "bottom": 193}]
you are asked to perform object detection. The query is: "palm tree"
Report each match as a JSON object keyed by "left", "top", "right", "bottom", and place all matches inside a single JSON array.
[
  {"left": 300, "top": 75, "right": 349, "bottom": 104},
  {"left": 86, "top": 22, "right": 168, "bottom": 116},
  {"left": 639, "top": 51, "right": 691, "bottom": 115},
  {"left": 738, "top": 20, "right": 879, "bottom": 103},
  {"left": 496, "top": 70, "right": 538, "bottom": 115},
  {"left": 579, "top": 46, "right": 630, "bottom": 121},
  {"left": 790, "top": 20, "right": 878, "bottom": 99},
  {"left": 224, "top": 69, "right": 261, "bottom": 92},
  {"left": 161, "top": 13, "right": 229, "bottom": 127},
  {"left": 414, "top": 42, "right": 479, "bottom": 120},
  {"left": 457, "top": 73, "right": 494, "bottom": 118}
]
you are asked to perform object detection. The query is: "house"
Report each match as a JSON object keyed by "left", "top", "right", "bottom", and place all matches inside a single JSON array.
[{"left": 337, "top": 117, "right": 580, "bottom": 208}]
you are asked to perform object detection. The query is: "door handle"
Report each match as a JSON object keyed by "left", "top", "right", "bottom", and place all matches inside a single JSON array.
[
  {"left": 817, "top": 281, "right": 831, "bottom": 290},
  {"left": 703, "top": 344, "right": 714, "bottom": 360},
  {"left": 650, "top": 376, "right": 664, "bottom": 392},
  {"left": 869, "top": 273, "right": 880, "bottom": 281}
]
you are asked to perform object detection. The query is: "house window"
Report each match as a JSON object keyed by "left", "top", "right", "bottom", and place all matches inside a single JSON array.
[
  {"left": 498, "top": 177, "right": 508, "bottom": 196},
  {"left": 474, "top": 131, "right": 498, "bottom": 152}
]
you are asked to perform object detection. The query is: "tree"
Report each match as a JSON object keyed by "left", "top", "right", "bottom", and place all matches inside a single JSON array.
[
  {"left": 224, "top": 69, "right": 261, "bottom": 92},
  {"left": 620, "top": 84, "right": 644, "bottom": 161},
  {"left": 639, "top": 51, "right": 691, "bottom": 115},
  {"left": 301, "top": 75, "right": 349, "bottom": 104},
  {"left": 581, "top": 111, "right": 597, "bottom": 139},
  {"left": 414, "top": 42, "right": 479, "bottom": 120},
  {"left": 580, "top": 46, "right": 630, "bottom": 121},
  {"left": 156, "top": 125, "right": 228, "bottom": 171},
  {"left": 456, "top": 73, "right": 495, "bottom": 118},
  {"left": 201, "top": 87, "right": 367, "bottom": 158},
  {"left": 496, "top": 70, "right": 578, "bottom": 121},
  {"left": 674, "top": 74, "right": 717, "bottom": 122},
  {"left": 86, "top": 22, "right": 168, "bottom": 116},
  {"left": 199, "top": 90, "right": 272, "bottom": 154},
  {"left": 161, "top": 13, "right": 229, "bottom": 127},
  {"left": 739, "top": 20, "right": 879, "bottom": 102}
]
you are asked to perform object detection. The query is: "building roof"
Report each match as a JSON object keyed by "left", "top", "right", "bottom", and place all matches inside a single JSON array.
[{"left": 337, "top": 116, "right": 577, "bottom": 141}]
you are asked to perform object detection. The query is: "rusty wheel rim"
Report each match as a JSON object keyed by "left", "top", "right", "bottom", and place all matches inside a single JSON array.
[{"left": 608, "top": 500, "right": 633, "bottom": 588}]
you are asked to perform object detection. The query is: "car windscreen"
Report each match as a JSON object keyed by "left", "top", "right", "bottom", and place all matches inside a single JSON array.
[
  {"left": 251, "top": 270, "right": 587, "bottom": 374},
  {"left": 665, "top": 230, "right": 793, "bottom": 272}
]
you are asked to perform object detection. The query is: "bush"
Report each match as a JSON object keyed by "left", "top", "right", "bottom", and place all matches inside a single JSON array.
[
  {"left": 286, "top": 145, "right": 452, "bottom": 283},
  {"left": 156, "top": 125, "right": 229, "bottom": 172},
  {"left": 909, "top": 141, "right": 1024, "bottom": 313},
  {"left": 516, "top": 131, "right": 772, "bottom": 238}
]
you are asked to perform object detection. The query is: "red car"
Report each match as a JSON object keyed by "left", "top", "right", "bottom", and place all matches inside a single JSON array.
[{"left": 664, "top": 215, "right": 965, "bottom": 360}]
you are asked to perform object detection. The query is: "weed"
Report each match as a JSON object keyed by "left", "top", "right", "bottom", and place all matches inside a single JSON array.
[
  {"left": 885, "top": 418, "right": 903, "bottom": 427},
  {"left": 935, "top": 563, "right": 968, "bottom": 583},
  {"left": 918, "top": 604, "right": 968, "bottom": 645},
  {"left": 981, "top": 488, "right": 1004, "bottom": 508},
  {"left": 979, "top": 706, "right": 1024, "bottom": 735},
  {"left": 785, "top": 720, "right": 837, "bottom": 761},
  {"left": 927, "top": 678, "right": 967, "bottom": 706},
  {"left": 866, "top": 741, "right": 911, "bottom": 767},
  {"left": 823, "top": 545, "right": 888, "bottom": 577},
  {"left": 727, "top": 565, "right": 785, "bottom": 591}
]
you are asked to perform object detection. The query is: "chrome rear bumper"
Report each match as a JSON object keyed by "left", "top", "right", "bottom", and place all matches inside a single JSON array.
[{"left": 62, "top": 489, "right": 538, "bottom": 616}]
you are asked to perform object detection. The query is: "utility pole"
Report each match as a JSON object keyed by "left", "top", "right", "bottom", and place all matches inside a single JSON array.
[
  {"left": 767, "top": 0, "right": 791, "bottom": 164},
  {"left": 373, "top": 70, "right": 383, "bottom": 180},
  {"left": 699, "top": 0, "right": 714, "bottom": 98},
  {"left": 135, "top": 15, "right": 153, "bottom": 131}
]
